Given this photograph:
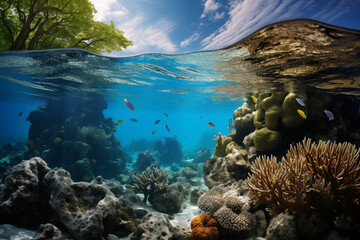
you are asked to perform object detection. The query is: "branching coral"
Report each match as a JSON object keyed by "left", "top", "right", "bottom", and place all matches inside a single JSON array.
[
  {"left": 246, "top": 137, "right": 360, "bottom": 215},
  {"left": 190, "top": 214, "right": 219, "bottom": 240},
  {"left": 127, "top": 167, "right": 169, "bottom": 204}
]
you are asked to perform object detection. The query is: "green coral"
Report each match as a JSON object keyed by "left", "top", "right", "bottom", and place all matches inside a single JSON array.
[
  {"left": 127, "top": 167, "right": 169, "bottom": 204},
  {"left": 214, "top": 132, "right": 234, "bottom": 157},
  {"left": 282, "top": 92, "right": 307, "bottom": 128},
  {"left": 253, "top": 127, "right": 281, "bottom": 152}
]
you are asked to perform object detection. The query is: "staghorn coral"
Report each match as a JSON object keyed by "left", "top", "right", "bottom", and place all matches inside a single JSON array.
[
  {"left": 190, "top": 214, "right": 219, "bottom": 240},
  {"left": 127, "top": 167, "right": 169, "bottom": 205},
  {"left": 246, "top": 137, "right": 360, "bottom": 215}
]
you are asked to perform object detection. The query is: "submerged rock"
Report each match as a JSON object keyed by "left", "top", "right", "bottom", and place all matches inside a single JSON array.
[
  {"left": 0, "top": 157, "right": 50, "bottom": 226},
  {"left": 130, "top": 212, "right": 190, "bottom": 240}
]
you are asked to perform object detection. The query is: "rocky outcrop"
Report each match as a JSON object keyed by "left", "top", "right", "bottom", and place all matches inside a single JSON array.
[
  {"left": 0, "top": 157, "right": 50, "bottom": 226},
  {"left": 0, "top": 157, "right": 137, "bottom": 240}
]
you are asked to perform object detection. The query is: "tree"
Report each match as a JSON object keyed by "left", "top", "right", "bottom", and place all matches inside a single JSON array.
[{"left": 0, "top": 0, "right": 132, "bottom": 53}]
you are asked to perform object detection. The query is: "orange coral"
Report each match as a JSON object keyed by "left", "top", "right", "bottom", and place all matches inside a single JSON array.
[{"left": 190, "top": 214, "right": 219, "bottom": 240}]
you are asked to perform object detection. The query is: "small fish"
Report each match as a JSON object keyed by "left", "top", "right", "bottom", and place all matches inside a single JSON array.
[
  {"left": 80, "top": 113, "right": 86, "bottom": 118},
  {"left": 19, "top": 112, "right": 22, "bottom": 117},
  {"left": 251, "top": 95, "right": 257, "bottom": 104},
  {"left": 113, "top": 122, "right": 119, "bottom": 126},
  {"left": 124, "top": 98, "right": 134, "bottom": 111},
  {"left": 330, "top": 136, "right": 338, "bottom": 143},
  {"left": 296, "top": 97, "right": 305, "bottom": 106},
  {"left": 129, "top": 118, "right": 138, "bottom": 122},
  {"left": 54, "top": 137, "right": 62, "bottom": 144},
  {"left": 164, "top": 113, "right": 168, "bottom": 117},
  {"left": 297, "top": 109, "right": 307, "bottom": 119},
  {"left": 228, "top": 118, "right": 234, "bottom": 132},
  {"left": 166, "top": 124, "right": 170, "bottom": 133},
  {"left": 115, "top": 138, "right": 120, "bottom": 143},
  {"left": 112, "top": 127, "right": 117, "bottom": 132},
  {"left": 231, "top": 130, "right": 236, "bottom": 134},
  {"left": 90, "top": 159, "right": 96, "bottom": 164},
  {"left": 59, "top": 129, "right": 65, "bottom": 134},
  {"left": 155, "top": 120, "right": 161, "bottom": 124},
  {"left": 207, "top": 122, "right": 215, "bottom": 128},
  {"left": 116, "top": 119, "right": 124, "bottom": 123},
  {"left": 324, "top": 109, "right": 334, "bottom": 121},
  {"left": 152, "top": 129, "right": 156, "bottom": 134},
  {"left": 200, "top": 116, "right": 202, "bottom": 119}
]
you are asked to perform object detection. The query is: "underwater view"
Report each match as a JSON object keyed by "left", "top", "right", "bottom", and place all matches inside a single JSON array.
[{"left": 1, "top": 18, "right": 360, "bottom": 240}]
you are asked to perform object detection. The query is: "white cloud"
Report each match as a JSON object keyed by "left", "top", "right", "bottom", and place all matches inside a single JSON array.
[
  {"left": 180, "top": 33, "right": 200, "bottom": 47},
  {"left": 200, "top": 0, "right": 353, "bottom": 50},
  {"left": 214, "top": 11, "right": 225, "bottom": 20},
  {"left": 89, "top": 0, "right": 128, "bottom": 22},
  {"left": 119, "top": 14, "right": 177, "bottom": 53},
  {"left": 201, "top": 0, "right": 221, "bottom": 18}
]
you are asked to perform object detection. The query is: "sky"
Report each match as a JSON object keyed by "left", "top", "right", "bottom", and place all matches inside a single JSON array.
[{"left": 90, "top": 0, "right": 360, "bottom": 56}]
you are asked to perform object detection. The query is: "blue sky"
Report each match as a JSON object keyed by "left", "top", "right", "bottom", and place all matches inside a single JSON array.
[{"left": 89, "top": 0, "right": 360, "bottom": 56}]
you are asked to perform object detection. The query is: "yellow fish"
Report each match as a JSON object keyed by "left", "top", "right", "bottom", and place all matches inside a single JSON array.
[
  {"left": 113, "top": 122, "right": 119, "bottom": 126},
  {"left": 54, "top": 137, "right": 62, "bottom": 144},
  {"left": 251, "top": 95, "right": 257, "bottom": 104},
  {"left": 297, "top": 109, "right": 307, "bottom": 119},
  {"left": 231, "top": 130, "right": 236, "bottom": 134},
  {"left": 80, "top": 113, "right": 86, "bottom": 118},
  {"left": 117, "top": 119, "right": 124, "bottom": 123}
]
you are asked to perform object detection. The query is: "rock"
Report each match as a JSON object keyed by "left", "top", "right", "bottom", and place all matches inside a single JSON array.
[
  {"left": 266, "top": 212, "right": 298, "bottom": 240},
  {"left": 91, "top": 176, "right": 124, "bottom": 198},
  {"left": 35, "top": 223, "right": 73, "bottom": 240},
  {"left": 130, "top": 212, "right": 190, "bottom": 240},
  {"left": 0, "top": 157, "right": 50, "bottom": 226},
  {"left": 203, "top": 155, "right": 250, "bottom": 189},
  {"left": 43, "top": 169, "right": 133, "bottom": 240},
  {"left": 133, "top": 150, "right": 156, "bottom": 173}
]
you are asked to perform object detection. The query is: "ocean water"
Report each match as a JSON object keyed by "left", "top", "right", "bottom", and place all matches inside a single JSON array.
[{"left": 0, "top": 19, "right": 360, "bottom": 239}]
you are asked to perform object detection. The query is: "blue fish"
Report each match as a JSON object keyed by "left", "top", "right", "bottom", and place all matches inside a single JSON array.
[
  {"left": 129, "top": 118, "right": 138, "bottom": 122},
  {"left": 296, "top": 97, "right": 305, "bottom": 106},
  {"left": 155, "top": 120, "right": 160, "bottom": 124},
  {"left": 164, "top": 113, "right": 168, "bottom": 117},
  {"left": 324, "top": 109, "right": 334, "bottom": 121},
  {"left": 330, "top": 136, "right": 338, "bottom": 143},
  {"left": 228, "top": 118, "right": 234, "bottom": 132},
  {"left": 166, "top": 124, "right": 170, "bottom": 132},
  {"left": 152, "top": 129, "right": 156, "bottom": 134},
  {"left": 124, "top": 98, "right": 134, "bottom": 111}
]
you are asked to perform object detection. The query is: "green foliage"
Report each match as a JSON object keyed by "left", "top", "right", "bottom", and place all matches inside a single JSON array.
[{"left": 0, "top": 0, "right": 132, "bottom": 53}]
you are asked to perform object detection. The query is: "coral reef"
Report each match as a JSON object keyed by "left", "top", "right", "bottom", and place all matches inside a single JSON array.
[
  {"left": 265, "top": 212, "right": 297, "bottom": 240},
  {"left": 22, "top": 98, "right": 126, "bottom": 180},
  {"left": 190, "top": 214, "right": 219, "bottom": 240},
  {"left": 127, "top": 167, "right": 169, "bottom": 204},
  {"left": 246, "top": 138, "right": 360, "bottom": 217},
  {"left": 152, "top": 182, "right": 190, "bottom": 213}
]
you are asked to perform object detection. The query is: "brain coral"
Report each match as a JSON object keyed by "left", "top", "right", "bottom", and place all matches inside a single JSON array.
[{"left": 190, "top": 214, "right": 219, "bottom": 240}]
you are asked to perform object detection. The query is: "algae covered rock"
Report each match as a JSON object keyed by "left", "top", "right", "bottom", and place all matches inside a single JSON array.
[{"left": 253, "top": 128, "right": 281, "bottom": 152}]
